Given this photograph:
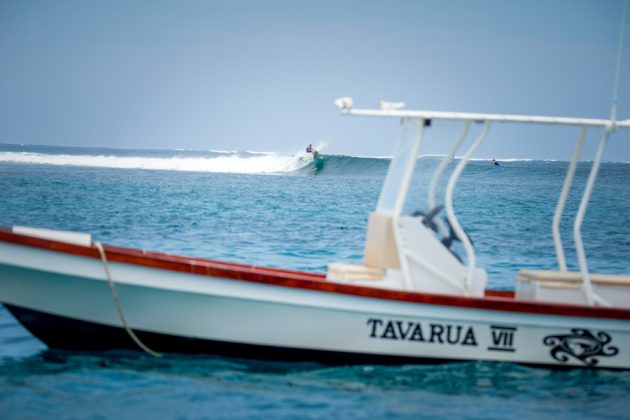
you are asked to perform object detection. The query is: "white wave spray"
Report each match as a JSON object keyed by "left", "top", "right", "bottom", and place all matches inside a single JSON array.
[{"left": 0, "top": 151, "right": 314, "bottom": 174}]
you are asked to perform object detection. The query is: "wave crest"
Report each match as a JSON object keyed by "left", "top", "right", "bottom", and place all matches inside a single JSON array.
[{"left": 0, "top": 151, "right": 314, "bottom": 174}]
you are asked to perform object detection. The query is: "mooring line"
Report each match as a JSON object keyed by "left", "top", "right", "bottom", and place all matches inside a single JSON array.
[{"left": 94, "top": 242, "right": 162, "bottom": 358}]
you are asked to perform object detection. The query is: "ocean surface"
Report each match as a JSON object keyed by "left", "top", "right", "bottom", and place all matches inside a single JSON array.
[{"left": 0, "top": 143, "right": 629, "bottom": 418}]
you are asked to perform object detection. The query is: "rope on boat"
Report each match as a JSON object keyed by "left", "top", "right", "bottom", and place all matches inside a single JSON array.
[{"left": 94, "top": 242, "right": 162, "bottom": 358}]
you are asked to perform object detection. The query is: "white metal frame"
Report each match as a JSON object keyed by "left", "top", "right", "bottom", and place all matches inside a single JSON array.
[
  {"left": 337, "top": 99, "right": 629, "bottom": 305},
  {"left": 339, "top": 105, "right": 630, "bottom": 129}
]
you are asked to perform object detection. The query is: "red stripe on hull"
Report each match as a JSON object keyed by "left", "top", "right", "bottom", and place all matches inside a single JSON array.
[{"left": 1, "top": 228, "right": 628, "bottom": 320}]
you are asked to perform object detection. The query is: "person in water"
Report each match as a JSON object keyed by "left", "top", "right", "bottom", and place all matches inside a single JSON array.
[
  {"left": 306, "top": 144, "right": 313, "bottom": 153},
  {"left": 491, "top": 159, "right": 498, "bottom": 166}
]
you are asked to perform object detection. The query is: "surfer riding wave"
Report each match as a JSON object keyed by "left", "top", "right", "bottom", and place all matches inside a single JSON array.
[{"left": 306, "top": 144, "right": 319, "bottom": 159}]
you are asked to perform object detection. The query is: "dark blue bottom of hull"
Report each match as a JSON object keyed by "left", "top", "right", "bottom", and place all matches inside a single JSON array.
[{"left": 4, "top": 304, "right": 456, "bottom": 365}]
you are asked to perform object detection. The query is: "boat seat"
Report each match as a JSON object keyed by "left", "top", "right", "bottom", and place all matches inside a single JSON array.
[
  {"left": 327, "top": 263, "right": 386, "bottom": 281},
  {"left": 517, "top": 270, "right": 630, "bottom": 288},
  {"left": 364, "top": 212, "right": 400, "bottom": 269},
  {"left": 516, "top": 269, "right": 630, "bottom": 308}
]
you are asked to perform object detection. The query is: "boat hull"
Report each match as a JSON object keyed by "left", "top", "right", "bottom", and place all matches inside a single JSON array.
[
  {"left": 4, "top": 304, "right": 459, "bottom": 365},
  {"left": 1, "top": 230, "right": 629, "bottom": 369}
]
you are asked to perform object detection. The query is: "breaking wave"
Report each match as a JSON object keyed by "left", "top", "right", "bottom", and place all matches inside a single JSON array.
[
  {"left": 0, "top": 143, "right": 392, "bottom": 175},
  {"left": 2, "top": 144, "right": 619, "bottom": 176},
  {"left": 0, "top": 150, "right": 316, "bottom": 174}
]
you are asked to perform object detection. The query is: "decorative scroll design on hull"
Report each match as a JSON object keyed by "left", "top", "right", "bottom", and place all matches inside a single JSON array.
[{"left": 543, "top": 329, "right": 619, "bottom": 366}]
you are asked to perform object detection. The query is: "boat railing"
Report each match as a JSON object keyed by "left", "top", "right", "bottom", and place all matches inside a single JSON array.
[
  {"left": 443, "top": 121, "right": 491, "bottom": 291},
  {"left": 552, "top": 127, "right": 587, "bottom": 272},
  {"left": 427, "top": 121, "right": 470, "bottom": 239}
]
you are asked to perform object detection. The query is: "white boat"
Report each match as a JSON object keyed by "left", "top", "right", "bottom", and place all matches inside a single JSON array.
[
  {"left": 5, "top": 0, "right": 630, "bottom": 363},
  {"left": 1, "top": 96, "right": 629, "bottom": 369}
]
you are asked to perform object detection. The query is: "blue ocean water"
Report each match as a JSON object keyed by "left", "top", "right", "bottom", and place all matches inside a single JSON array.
[{"left": 0, "top": 144, "right": 629, "bottom": 418}]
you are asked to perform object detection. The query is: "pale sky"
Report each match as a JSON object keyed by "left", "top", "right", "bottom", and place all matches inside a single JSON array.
[{"left": 1, "top": 0, "right": 629, "bottom": 161}]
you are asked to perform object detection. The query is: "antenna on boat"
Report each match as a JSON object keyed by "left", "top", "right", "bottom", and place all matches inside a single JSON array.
[{"left": 610, "top": 0, "right": 628, "bottom": 127}]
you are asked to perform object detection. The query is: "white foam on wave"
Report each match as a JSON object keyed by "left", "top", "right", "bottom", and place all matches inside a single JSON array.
[
  {"left": 356, "top": 155, "right": 393, "bottom": 159},
  {"left": 244, "top": 150, "right": 273, "bottom": 155},
  {"left": 208, "top": 149, "right": 239, "bottom": 154},
  {"left": 0, "top": 151, "right": 314, "bottom": 174}
]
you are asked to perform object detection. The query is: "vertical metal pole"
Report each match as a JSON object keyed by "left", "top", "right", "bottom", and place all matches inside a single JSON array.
[
  {"left": 445, "top": 122, "right": 491, "bottom": 293},
  {"left": 391, "top": 119, "right": 426, "bottom": 291},
  {"left": 428, "top": 122, "right": 471, "bottom": 237},
  {"left": 610, "top": 0, "right": 628, "bottom": 124},
  {"left": 573, "top": 129, "right": 610, "bottom": 306},
  {"left": 392, "top": 119, "right": 425, "bottom": 216},
  {"left": 553, "top": 126, "right": 587, "bottom": 271}
]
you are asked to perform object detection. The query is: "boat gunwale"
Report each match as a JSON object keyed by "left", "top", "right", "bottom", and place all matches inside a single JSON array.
[{"left": 1, "top": 227, "right": 629, "bottom": 320}]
